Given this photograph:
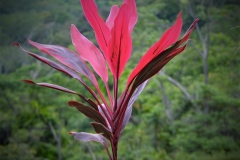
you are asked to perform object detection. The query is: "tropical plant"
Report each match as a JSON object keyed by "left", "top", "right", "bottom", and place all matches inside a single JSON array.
[{"left": 13, "top": 0, "right": 198, "bottom": 159}]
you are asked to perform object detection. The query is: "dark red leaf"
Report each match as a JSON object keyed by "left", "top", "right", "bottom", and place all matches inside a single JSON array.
[
  {"left": 68, "top": 101, "right": 108, "bottom": 128},
  {"left": 91, "top": 122, "right": 112, "bottom": 140},
  {"left": 22, "top": 80, "right": 99, "bottom": 110},
  {"left": 133, "top": 45, "right": 187, "bottom": 88},
  {"left": 127, "top": 11, "right": 183, "bottom": 85}
]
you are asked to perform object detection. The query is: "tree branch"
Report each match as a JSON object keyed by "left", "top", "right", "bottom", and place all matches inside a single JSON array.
[
  {"left": 159, "top": 71, "right": 201, "bottom": 113},
  {"left": 48, "top": 122, "right": 59, "bottom": 142}
]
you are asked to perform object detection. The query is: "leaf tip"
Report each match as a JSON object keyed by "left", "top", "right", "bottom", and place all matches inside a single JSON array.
[
  {"left": 71, "top": 24, "right": 76, "bottom": 29},
  {"left": 22, "top": 80, "right": 35, "bottom": 85},
  {"left": 12, "top": 42, "right": 20, "bottom": 47},
  {"left": 67, "top": 101, "right": 76, "bottom": 107}
]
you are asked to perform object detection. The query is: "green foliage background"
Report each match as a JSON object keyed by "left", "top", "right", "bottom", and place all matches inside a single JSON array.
[{"left": 0, "top": 0, "right": 240, "bottom": 159}]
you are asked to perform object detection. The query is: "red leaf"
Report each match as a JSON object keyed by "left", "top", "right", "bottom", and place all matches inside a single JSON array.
[
  {"left": 106, "top": 3, "right": 132, "bottom": 79},
  {"left": 133, "top": 45, "right": 187, "bottom": 88},
  {"left": 129, "top": 18, "right": 199, "bottom": 88},
  {"left": 71, "top": 24, "right": 108, "bottom": 82},
  {"left": 80, "top": 0, "right": 110, "bottom": 55},
  {"left": 106, "top": 5, "right": 119, "bottom": 30},
  {"left": 127, "top": 11, "right": 183, "bottom": 85}
]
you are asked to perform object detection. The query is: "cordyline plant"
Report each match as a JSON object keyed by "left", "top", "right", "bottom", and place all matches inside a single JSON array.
[{"left": 13, "top": 0, "right": 198, "bottom": 159}]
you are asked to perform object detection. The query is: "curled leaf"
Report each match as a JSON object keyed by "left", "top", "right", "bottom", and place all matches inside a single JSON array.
[{"left": 70, "top": 132, "right": 108, "bottom": 147}]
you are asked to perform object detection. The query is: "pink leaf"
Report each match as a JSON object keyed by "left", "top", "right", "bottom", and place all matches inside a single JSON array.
[
  {"left": 13, "top": 42, "right": 83, "bottom": 82},
  {"left": 28, "top": 40, "right": 98, "bottom": 87},
  {"left": 70, "top": 132, "right": 108, "bottom": 147},
  {"left": 127, "top": 11, "right": 183, "bottom": 85},
  {"left": 106, "top": 3, "right": 132, "bottom": 79},
  {"left": 106, "top": 5, "right": 119, "bottom": 30},
  {"left": 80, "top": 0, "right": 110, "bottom": 55},
  {"left": 71, "top": 24, "right": 108, "bottom": 82}
]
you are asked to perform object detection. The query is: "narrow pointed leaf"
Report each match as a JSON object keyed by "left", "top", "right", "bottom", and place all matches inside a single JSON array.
[
  {"left": 98, "top": 104, "right": 112, "bottom": 131},
  {"left": 13, "top": 42, "right": 102, "bottom": 110},
  {"left": 12, "top": 42, "right": 83, "bottom": 82},
  {"left": 127, "top": 11, "right": 183, "bottom": 85},
  {"left": 107, "top": 3, "right": 132, "bottom": 79},
  {"left": 121, "top": 80, "right": 148, "bottom": 131},
  {"left": 133, "top": 45, "right": 187, "bottom": 88},
  {"left": 106, "top": 5, "right": 119, "bottom": 30},
  {"left": 176, "top": 19, "right": 200, "bottom": 47},
  {"left": 130, "top": 19, "right": 199, "bottom": 88},
  {"left": 123, "top": 0, "right": 138, "bottom": 32},
  {"left": 80, "top": 0, "right": 110, "bottom": 54},
  {"left": 24, "top": 80, "right": 78, "bottom": 94},
  {"left": 71, "top": 24, "right": 108, "bottom": 82},
  {"left": 23, "top": 80, "right": 98, "bottom": 109},
  {"left": 68, "top": 101, "right": 108, "bottom": 127},
  {"left": 91, "top": 122, "right": 112, "bottom": 140},
  {"left": 28, "top": 40, "right": 98, "bottom": 86}
]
